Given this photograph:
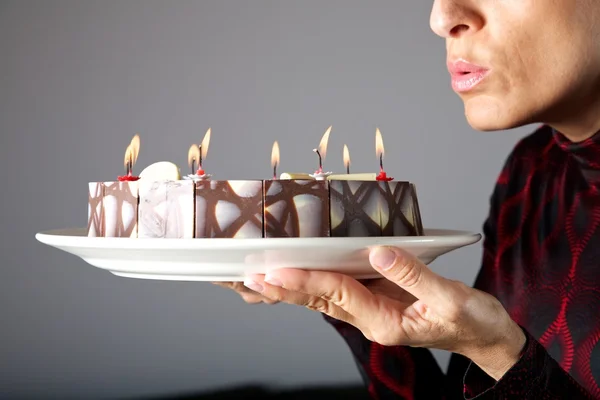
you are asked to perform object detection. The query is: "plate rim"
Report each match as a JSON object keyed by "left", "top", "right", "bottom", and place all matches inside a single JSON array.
[{"left": 35, "top": 227, "right": 482, "bottom": 250}]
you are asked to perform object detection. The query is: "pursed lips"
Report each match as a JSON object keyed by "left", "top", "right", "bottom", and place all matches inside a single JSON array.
[{"left": 447, "top": 59, "right": 490, "bottom": 92}]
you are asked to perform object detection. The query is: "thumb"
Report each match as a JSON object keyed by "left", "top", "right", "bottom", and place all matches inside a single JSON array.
[{"left": 369, "top": 246, "right": 454, "bottom": 309}]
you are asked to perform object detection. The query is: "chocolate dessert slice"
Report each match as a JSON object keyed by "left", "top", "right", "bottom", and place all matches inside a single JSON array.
[{"left": 263, "top": 180, "right": 330, "bottom": 238}]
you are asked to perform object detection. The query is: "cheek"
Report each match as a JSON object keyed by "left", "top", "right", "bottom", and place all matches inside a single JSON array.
[
  {"left": 462, "top": 29, "right": 582, "bottom": 129},
  {"left": 493, "top": 2, "right": 600, "bottom": 114}
]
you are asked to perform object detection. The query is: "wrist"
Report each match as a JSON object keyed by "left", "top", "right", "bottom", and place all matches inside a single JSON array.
[{"left": 467, "top": 321, "right": 527, "bottom": 381}]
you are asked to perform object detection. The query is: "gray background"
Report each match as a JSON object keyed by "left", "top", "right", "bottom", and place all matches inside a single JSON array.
[{"left": 0, "top": 1, "right": 531, "bottom": 399}]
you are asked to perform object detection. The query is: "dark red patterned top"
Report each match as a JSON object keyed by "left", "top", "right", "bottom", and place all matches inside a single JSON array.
[{"left": 325, "top": 125, "right": 600, "bottom": 399}]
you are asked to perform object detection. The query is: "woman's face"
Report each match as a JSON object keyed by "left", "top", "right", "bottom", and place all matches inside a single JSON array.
[{"left": 430, "top": 0, "right": 600, "bottom": 131}]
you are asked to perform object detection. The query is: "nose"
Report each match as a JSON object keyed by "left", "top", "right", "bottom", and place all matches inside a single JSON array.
[{"left": 430, "top": 0, "right": 484, "bottom": 38}]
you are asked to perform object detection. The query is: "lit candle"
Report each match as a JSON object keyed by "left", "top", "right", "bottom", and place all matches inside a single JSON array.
[
  {"left": 344, "top": 144, "right": 350, "bottom": 174},
  {"left": 184, "top": 127, "right": 212, "bottom": 181},
  {"left": 118, "top": 134, "right": 141, "bottom": 182},
  {"left": 375, "top": 128, "right": 393, "bottom": 181},
  {"left": 188, "top": 144, "right": 200, "bottom": 175},
  {"left": 309, "top": 125, "right": 333, "bottom": 180},
  {"left": 271, "top": 140, "right": 279, "bottom": 179},
  {"left": 327, "top": 144, "right": 377, "bottom": 181},
  {"left": 271, "top": 141, "right": 312, "bottom": 180}
]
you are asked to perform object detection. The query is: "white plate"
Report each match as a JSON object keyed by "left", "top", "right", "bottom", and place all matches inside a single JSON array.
[{"left": 35, "top": 228, "right": 481, "bottom": 281}]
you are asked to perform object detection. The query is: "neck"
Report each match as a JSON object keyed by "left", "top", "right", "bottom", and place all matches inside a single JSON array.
[
  {"left": 546, "top": 83, "right": 600, "bottom": 143},
  {"left": 550, "top": 119, "right": 600, "bottom": 143}
]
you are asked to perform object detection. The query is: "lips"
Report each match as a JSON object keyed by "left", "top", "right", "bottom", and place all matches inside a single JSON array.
[{"left": 447, "top": 59, "right": 490, "bottom": 93}]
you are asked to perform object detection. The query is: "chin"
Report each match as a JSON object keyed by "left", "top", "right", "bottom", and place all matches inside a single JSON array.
[{"left": 462, "top": 96, "right": 534, "bottom": 132}]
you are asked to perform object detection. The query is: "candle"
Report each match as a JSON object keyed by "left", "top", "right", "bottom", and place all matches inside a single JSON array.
[
  {"left": 344, "top": 144, "right": 350, "bottom": 174},
  {"left": 188, "top": 144, "right": 199, "bottom": 175},
  {"left": 199, "top": 127, "right": 211, "bottom": 175},
  {"left": 327, "top": 144, "right": 377, "bottom": 181},
  {"left": 271, "top": 141, "right": 314, "bottom": 180},
  {"left": 264, "top": 141, "right": 330, "bottom": 237},
  {"left": 375, "top": 128, "right": 393, "bottom": 181},
  {"left": 271, "top": 141, "right": 280, "bottom": 179},
  {"left": 118, "top": 134, "right": 141, "bottom": 182},
  {"left": 184, "top": 127, "right": 212, "bottom": 181},
  {"left": 309, "top": 125, "right": 333, "bottom": 180}
]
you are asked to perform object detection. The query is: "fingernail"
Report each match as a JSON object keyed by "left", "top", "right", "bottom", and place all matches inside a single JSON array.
[
  {"left": 370, "top": 247, "right": 397, "bottom": 271},
  {"left": 243, "top": 279, "right": 264, "bottom": 293},
  {"left": 265, "top": 275, "right": 283, "bottom": 287}
]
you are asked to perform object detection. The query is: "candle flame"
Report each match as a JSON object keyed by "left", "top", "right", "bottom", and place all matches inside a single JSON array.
[
  {"left": 123, "top": 134, "right": 141, "bottom": 168},
  {"left": 130, "top": 134, "right": 140, "bottom": 164},
  {"left": 271, "top": 141, "right": 280, "bottom": 168},
  {"left": 123, "top": 145, "right": 132, "bottom": 168},
  {"left": 343, "top": 144, "right": 350, "bottom": 170},
  {"left": 200, "top": 127, "right": 211, "bottom": 161},
  {"left": 375, "top": 127, "right": 385, "bottom": 160},
  {"left": 188, "top": 144, "right": 200, "bottom": 168},
  {"left": 315, "top": 125, "right": 332, "bottom": 159}
]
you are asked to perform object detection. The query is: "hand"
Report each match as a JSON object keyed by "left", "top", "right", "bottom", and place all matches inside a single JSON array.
[
  {"left": 212, "top": 278, "right": 412, "bottom": 305},
  {"left": 242, "top": 246, "right": 526, "bottom": 381}
]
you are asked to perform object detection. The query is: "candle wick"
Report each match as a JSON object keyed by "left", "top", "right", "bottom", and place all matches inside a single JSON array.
[
  {"left": 314, "top": 149, "right": 323, "bottom": 172},
  {"left": 379, "top": 153, "right": 384, "bottom": 172},
  {"left": 198, "top": 145, "right": 203, "bottom": 172},
  {"left": 191, "top": 159, "right": 196, "bottom": 175},
  {"left": 273, "top": 163, "right": 277, "bottom": 180},
  {"left": 346, "top": 164, "right": 350, "bottom": 174}
]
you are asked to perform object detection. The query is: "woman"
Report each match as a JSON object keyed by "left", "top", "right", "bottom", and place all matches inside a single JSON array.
[{"left": 216, "top": 0, "right": 600, "bottom": 398}]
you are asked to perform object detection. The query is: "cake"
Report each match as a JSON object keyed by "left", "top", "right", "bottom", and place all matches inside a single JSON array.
[
  {"left": 87, "top": 131, "right": 424, "bottom": 239},
  {"left": 87, "top": 173, "right": 424, "bottom": 239}
]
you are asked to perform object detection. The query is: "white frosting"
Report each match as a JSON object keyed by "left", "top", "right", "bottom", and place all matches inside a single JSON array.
[
  {"left": 293, "top": 194, "right": 323, "bottom": 237},
  {"left": 329, "top": 196, "right": 344, "bottom": 230},
  {"left": 138, "top": 180, "right": 167, "bottom": 238},
  {"left": 139, "top": 161, "right": 181, "bottom": 181},
  {"left": 103, "top": 194, "right": 118, "bottom": 237},
  {"left": 266, "top": 181, "right": 282, "bottom": 196},
  {"left": 215, "top": 200, "right": 242, "bottom": 231},
  {"left": 169, "top": 182, "right": 194, "bottom": 238},
  {"left": 236, "top": 220, "right": 262, "bottom": 238},
  {"left": 194, "top": 195, "right": 208, "bottom": 237},
  {"left": 184, "top": 173, "right": 212, "bottom": 181},
  {"left": 228, "top": 180, "right": 262, "bottom": 197},
  {"left": 121, "top": 191, "right": 137, "bottom": 238},
  {"left": 309, "top": 171, "right": 332, "bottom": 180}
]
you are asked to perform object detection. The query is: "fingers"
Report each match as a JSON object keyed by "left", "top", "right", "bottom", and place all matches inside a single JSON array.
[
  {"left": 369, "top": 246, "right": 457, "bottom": 312},
  {"left": 256, "top": 269, "right": 378, "bottom": 320},
  {"left": 211, "top": 281, "right": 278, "bottom": 304},
  {"left": 243, "top": 274, "right": 357, "bottom": 326}
]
